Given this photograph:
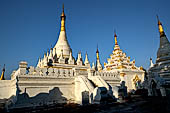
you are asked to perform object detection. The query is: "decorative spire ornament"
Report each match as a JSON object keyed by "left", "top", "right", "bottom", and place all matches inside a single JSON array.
[
  {"left": 96, "top": 45, "right": 99, "bottom": 60},
  {"left": 95, "top": 46, "right": 102, "bottom": 71},
  {"left": 61, "top": 4, "right": 66, "bottom": 31},
  {"left": 92, "top": 62, "right": 95, "bottom": 70},
  {"left": 76, "top": 51, "right": 83, "bottom": 65},
  {"left": 157, "top": 15, "right": 166, "bottom": 37},
  {"left": 0, "top": 64, "right": 5, "bottom": 80},
  {"left": 114, "top": 30, "right": 118, "bottom": 45},
  {"left": 85, "top": 52, "right": 90, "bottom": 67},
  {"left": 68, "top": 51, "right": 74, "bottom": 64},
  {"left": 113, "top": 30, "right": 120, "bottom": 50}
]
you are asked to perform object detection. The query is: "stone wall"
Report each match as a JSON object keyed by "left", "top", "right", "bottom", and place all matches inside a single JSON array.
[
  {"left": 9, "top": 63, "right": 77, "bottom": 108},
  {"left": 0, "top": 61, "right": 125, "bottom": 109},
  {"left": 0, "top": 80, "right": 16, "bottom": 100},
  {"left": 94, "top": 71, "right": 121, "bottom": 87},
  {"left": 122, "top": 71, "right": 144, "bottom": 91},
  {"left": 12, "top": 74, "right": 75, "bottom": 108},
  {"left": 0, "top": 79, "right": 17, "bottom": 110}
]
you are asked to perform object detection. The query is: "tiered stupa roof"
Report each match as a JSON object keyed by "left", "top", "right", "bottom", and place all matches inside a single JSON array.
[{"left": 104, "top": 32, "right": 143, "bottom": 71}]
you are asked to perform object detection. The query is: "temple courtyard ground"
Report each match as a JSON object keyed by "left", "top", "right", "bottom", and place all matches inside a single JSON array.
[{"left": 1, "top": 91, "right": 170, "bottom": 113}]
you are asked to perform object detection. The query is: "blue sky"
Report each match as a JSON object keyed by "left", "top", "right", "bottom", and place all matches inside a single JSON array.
[{"left": 0, "top": 0, "right": 170, "bottom": 79}]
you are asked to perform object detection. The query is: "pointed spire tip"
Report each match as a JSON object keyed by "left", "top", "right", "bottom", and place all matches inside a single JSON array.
[
  {"left": 61, "top": 4, "right": 65, "bottom": 17},
  {"left": 96, "top": 44, "right": 99, "bottom": 53},
  {"left": 114, "top": 29, "right": 117, "bottom": 37},
  {"left": 3, "top": 64, "right": 5, "bottom": 71},
  {"left": 114, "top": 30, "right": 118, "bottom": 45},
  {"left": 62, "top": 4, "right": 64, "bottom": 12},
  {"left": 156, "top": 15, "right": 162, "bottom": 25}
]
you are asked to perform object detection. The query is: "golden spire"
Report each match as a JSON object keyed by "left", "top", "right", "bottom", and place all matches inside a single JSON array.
[
  {"left": 0, "top": 64, "right": 5, "bottom": 80},
  {"left": 96, "top": 45, "right": 99, "bottom": 60},
  {"left": 60, "top": 4, "right": 66, "bottom": 31},
  {"left": 114, "top": 30, "right": 118, "bottom": 45},
  {"left": 95, "top": 45, "right": 102, "bottom": 71},
  {"left": 157, "top": 15, "right": 165, "bottom": 37}
]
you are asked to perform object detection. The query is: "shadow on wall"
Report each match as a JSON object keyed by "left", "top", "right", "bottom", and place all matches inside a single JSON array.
[{"left": 15, "top": 87, "right": 67, "bottom": 107}]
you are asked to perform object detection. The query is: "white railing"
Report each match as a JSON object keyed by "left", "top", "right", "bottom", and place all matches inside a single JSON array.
[
  {"left": 94, "top": 71, "right": 120, "bottom": 79},
  {"left": 16, "top": 67, "right": 75, "bottom": 78}
]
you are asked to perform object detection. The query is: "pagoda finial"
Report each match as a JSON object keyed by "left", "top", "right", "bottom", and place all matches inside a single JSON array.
[
  {"left": 0, "top": 64, "right": 5, "bottom": 80},
  {"left": 62, "top": 4, "right": 64, "bottom": 12},
  {"left": 114, "top": 30, "right": 118, "bottom": 45},
  {"left": 60, "top": 4, "right": 66, "bottom": 31},
  {"left": 96, "top": 44, "right": 99, "bottom": 53},
  {"left": 96, "top": 45, "right": 99, "bottom": 60},
  {"left": 157, "top": 15, "right": 165, "bottom": 37},
  {"left": 61, "top": 4, "right": 65, "bottom": 16},
  {"left": 95, "top": 46, "right": 103, "bottom": 71},
  {"left": 156, "top": 15, "right": 160, "bottom": 24}
]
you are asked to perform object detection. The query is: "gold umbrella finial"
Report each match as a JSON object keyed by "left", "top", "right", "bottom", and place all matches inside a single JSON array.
[
  {"left": 157, "top": 15, "right": 165, "bottom": 37},
  {"left": 114, "top": 30, "right": 118, "bottom": 45},
  {"left": 60, "top": 4, "right": 66, "bottom": 31}
]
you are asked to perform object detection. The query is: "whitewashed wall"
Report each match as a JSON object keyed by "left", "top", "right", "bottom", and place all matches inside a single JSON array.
[{"left": 0, "top": 80, "right": 16, "bottom": 99}]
